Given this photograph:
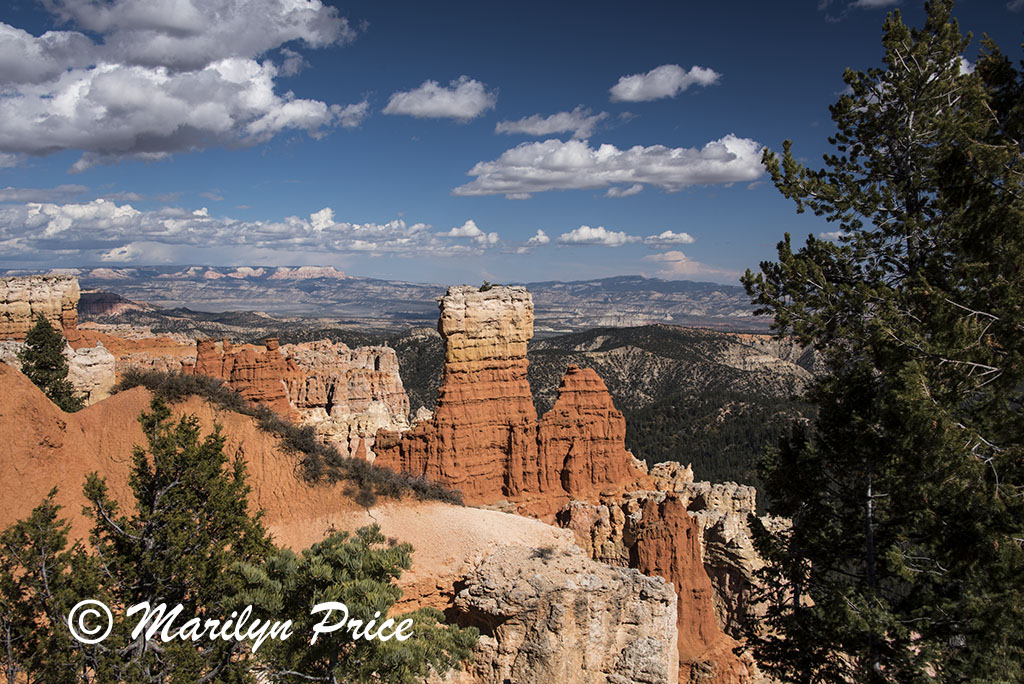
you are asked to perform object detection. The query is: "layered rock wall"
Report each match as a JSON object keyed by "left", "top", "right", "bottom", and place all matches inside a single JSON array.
[
  {"left": 180, "top": 337, "right": 412, "bottom": 459},
  {"left": 377, "top": 286, "right": 541, "bottom": 498},
  {"left": 0, "top": 275, "right": 80, "bottom": 342}
]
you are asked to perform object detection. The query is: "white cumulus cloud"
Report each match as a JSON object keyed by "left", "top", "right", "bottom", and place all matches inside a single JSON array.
[
  {"left": 0, "top": 199, "right": 505, "bottom": 262},
  {"left": 610, "top": 64, "right": 720, "bottom": 102},
  {"left": 527, "top": 229, "right": 550, "bottom": 245},
  {"left": 557, "top": 225, "right": 640, "bottom": 247},
  {"left": 383, "top": 76, "right": 497, "bottom": 121},
  {"left": 495, "top": 106, "right": 607, "bottom": 139},
  {"left": 453, "top": 135, "right": 764, "bottom": 197},
  {"left": 644, "top": 230, "right": 696, "bottom": 246},
  {"left": 0, "top": 0, "right": 362, "bottom": 169},
  {"left": 605, "top": 184, "right": 644, "bottom": 198},
  {"left": 441, "top": 219, "right": 499, "bottom": 245},
  {"left": 442, "top": 219, "right": 484, "bottom": 237},
  {"left": 644, "top": 250, "right": 737, "bottom": 280}
]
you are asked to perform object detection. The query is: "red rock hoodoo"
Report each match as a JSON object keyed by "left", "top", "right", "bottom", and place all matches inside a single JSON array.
[
  {"left": 374, "top": 286, "right": 642, "bottom": 511},
  {"left": 538, "top": 364, "right": 637, "bottom": 499}
]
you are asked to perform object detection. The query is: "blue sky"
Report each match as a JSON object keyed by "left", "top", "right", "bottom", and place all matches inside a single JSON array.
[{"left": 0, "top": 0, "right": 1021, "bottom": 284}]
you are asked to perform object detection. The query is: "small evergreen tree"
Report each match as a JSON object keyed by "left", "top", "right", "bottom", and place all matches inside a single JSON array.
[
  {"left": 17, "top": 313, "right": 83, "bottom": 412},
  {"left": 81, "top": 397, "right": 275, "bottom": 683},
  {"left": 742, "top": 2, "right": 1024, "bottom": 682},
  {"left": 236, "top": 525, "right": 478, "bottom": 683},
  {"left": 0, "top": 490, "right": 104, "bottom": 684}
]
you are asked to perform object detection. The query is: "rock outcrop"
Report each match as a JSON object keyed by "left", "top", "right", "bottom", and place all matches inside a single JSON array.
[
  {"left": 375, "top": 286, "right": 642, "bottom": 512},
  {"left": 0, "top": 340, "right": 116, "bottom": 405},
  {"left": 557, "top": 491, "right": 753, "bottom": 683},
  {"left": 376, "top": 285, "right": 748, "bottom": 681},
  {"left": 0, "top": 276, "right": 115, "bottom": 405},
  {"left": 185, "top": 337, "right": 296, "bottom": 414},
  {"left": 65, "top": 343, "right": 117, "bottom": 404},
  {"left": 0, "top": 275, "right": 81, "bottom": 342},
  {"left": 651, "top": 463, "right": 776, "bottom": 639},
  {"left": 177, "top": 337, "right": 412, "bottom": 459},
  {"left": 282, "top": 340, "right": 410, "bottom": 459},
  {"left": 377, "top": 286, "right": 541, "bottom": 499},
  {"left": 452, "top": 545, "right": 679, "bottom": 684},
  {"left": 537, "top": 365, "right": 637, "bottom": 500}
]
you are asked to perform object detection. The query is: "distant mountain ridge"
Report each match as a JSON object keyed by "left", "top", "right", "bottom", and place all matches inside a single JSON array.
[{"left": 4, "top": 266, "right": 767, "bottom": 334}]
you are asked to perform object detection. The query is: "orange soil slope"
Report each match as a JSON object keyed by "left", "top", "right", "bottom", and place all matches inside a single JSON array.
[{"left": 0, "top": 363, "right": 572, "bottom": 612}]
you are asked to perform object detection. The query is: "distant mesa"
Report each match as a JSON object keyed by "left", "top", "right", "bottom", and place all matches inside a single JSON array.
[{"left": 0, "top": 266, "right": 768, "bottom": 333}]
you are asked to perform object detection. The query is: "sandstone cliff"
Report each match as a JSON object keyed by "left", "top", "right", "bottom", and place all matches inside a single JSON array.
[
  {"left": 0, "top": 276, "right": 115, "bottom": 404},
  {"left": 282, "top": 340, "right": 410, "bottom": 459},
  {"left": 176, "top": 336, "right": 413, "bottom": 458},
  {"left": 537, "top": 365, "right": 639, "bottom": 500},
  {"left": 0, "top": 275, "right": 81, "bottom": 342},
  {"left": 377, "top": 286, "right": 542, "bottom": 499},
  {"left": 557, "top": 491, "right": 754, "bottom": 683}
]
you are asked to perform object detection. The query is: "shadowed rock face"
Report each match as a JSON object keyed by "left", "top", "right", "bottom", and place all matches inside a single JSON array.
[
  {"left": 0, "top": 275, "right": 81, "bottom": 343},
  {"left": 374, "top": 286, "right": 643, "bottom": 512}
]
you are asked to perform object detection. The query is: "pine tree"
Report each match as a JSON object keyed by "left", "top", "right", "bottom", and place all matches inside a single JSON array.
[
  {"left": 17, "top": 313, "right": 83, "bottom": 412},
  {"left": 741, "top": 2, "right": 1024, "bottom": 681},
  {"left": 0, "top": 490, "right": 104, "bottom": 684},
  {"left": 82, "top": 397, "right": 276, "bottom": 683},
  {"left": 235, "top": 524, "right": 478, "bottom": 684}
]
